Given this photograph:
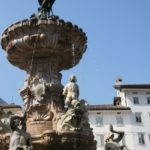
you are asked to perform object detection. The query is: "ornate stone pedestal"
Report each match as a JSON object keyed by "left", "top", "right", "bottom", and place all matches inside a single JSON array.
[
  {"left": 1, "top": 16, "right": 96, "bottom": 150},
  {"left": 32, "top": 132, "right": 96, "bottom": 150}
]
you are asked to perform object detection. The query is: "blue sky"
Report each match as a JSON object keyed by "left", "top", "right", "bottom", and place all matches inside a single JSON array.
[{"left": 0, "top": 0, "right": 150, "bottom": 105}]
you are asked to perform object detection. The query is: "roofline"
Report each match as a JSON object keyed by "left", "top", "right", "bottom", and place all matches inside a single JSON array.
[
  {"left": 114, "top": 84, "right": 150, "bottom": 90},
  {"left": 86, "top": 105, "right": 131, "bottom": 111},
  {"left": 0, "top": 104, "right": 22, "bottom": 109}
]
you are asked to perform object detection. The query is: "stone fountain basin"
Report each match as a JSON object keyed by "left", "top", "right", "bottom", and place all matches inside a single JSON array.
[{"left": 1, "top": 18, "right": 87, "bottom": 71}]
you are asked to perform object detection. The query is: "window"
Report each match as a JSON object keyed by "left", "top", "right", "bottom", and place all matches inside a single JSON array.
[
  {"left": 138, "top": 133, "right": 145, "bottom": 145},
  {"left": 132, "top": 92, "right": 138, "bottom": 94},
  {"left": 117, "top": 112, "right": 121, "bottom": 114},
  {"left": 133, "top": 97, "right": 139, "bottom": 104},
  {"left": 95, "top": 116, "right": 103, "bottom": 126},
  {"left": 116, "top": 116, "right": 124, "bottom": 126},
  {"left": 147, "top": 97, "right": 150, "bottom": 104},
  {"left": 97, "top": 112, "right": 101, "bottom": 115},
  {"left": 135, "top": 113, "right": 142, "bottom": 123},
  {"left": 96, "top": 134, "right": 104, "bottom": 147}
]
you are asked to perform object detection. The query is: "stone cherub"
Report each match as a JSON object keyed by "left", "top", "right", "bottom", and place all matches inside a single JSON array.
[
  {"left": 105, "top": 124, "right": 124, "bottom": 150},
  {"left": 57, "top": 75, "right": 92, "bottom": 133},
  {"left": 9, "top": 115, "right": 33, "bottom": 150},
  {"left": 62, "top": 75, "right": 79, "bottom": 107}
]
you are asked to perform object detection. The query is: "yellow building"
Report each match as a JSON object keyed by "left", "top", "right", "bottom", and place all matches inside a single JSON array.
[{"left": 0, "top": 104, "right": 22, "bottom": 124}]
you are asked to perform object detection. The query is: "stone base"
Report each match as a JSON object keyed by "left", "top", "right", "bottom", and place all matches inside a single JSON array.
[
  {"left": 27, "top": 121, "right": 53, "bottom": 135},
  {"left": 32, "top": 131, "right": 96, "bottom": 150}
]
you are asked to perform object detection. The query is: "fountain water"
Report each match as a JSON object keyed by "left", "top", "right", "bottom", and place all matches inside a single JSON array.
[{"left": 72, "top": 43, "right": 76, "bottom": 66}]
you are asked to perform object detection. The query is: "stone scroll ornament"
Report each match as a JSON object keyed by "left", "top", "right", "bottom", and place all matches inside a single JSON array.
[
  {"left": 9, "top": 115, "right": 33, "bottom": 150},
  {"left": 105, "top": 124, "right": 126, "bottom": 150}
]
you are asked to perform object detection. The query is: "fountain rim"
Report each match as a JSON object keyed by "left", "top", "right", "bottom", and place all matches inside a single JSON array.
[{"left": 1, "top": 17, "right": 88, "bottom": 71}]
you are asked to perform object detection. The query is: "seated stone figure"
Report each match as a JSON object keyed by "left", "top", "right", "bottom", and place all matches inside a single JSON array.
[
  {"left": 9, "top": 115, "right": 33, "bottom": 150},
  {"left": 105, "top": 124, "right": 124, "bottom": 150},
  {"left": 62, "top": 75, "right": 79, "bottom": 107}
]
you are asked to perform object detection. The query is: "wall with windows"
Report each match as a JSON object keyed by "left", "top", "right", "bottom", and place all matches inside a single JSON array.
[
  {"left": 88, "top": 86, "right": 150, "bottom": 150},
  {"left": 115, "top": 88, "right": 150, "bottom": 150},
  {"left": 1, "top": 106, "right": 22, "bottom": 124},
  {"left": 88, "top": 110, "right": 132, "bottom": 150}
]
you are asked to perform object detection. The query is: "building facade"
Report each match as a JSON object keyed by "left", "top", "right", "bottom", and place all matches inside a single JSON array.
[
  {"left": 88, "top": 80, "right": 150, "bottom": 150},
  {"left": 0, "top": 104, "right": 22, "bottom": 125},
  {"left": 88, "top": 104, "right": 132, "bottom": 150}
]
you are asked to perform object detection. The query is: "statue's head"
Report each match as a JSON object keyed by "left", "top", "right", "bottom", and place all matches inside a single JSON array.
[
  {"left": 80, "top": 99, "right": 87, "bottom": 105},
  {"left": 69, "top": 75, "right": 77, "bottom": 82},
  {"left": 13, "top": 118, "right": 20, "bottom": 129}
]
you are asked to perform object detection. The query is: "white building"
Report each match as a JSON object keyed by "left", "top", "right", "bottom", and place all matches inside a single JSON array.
[{"left": 88, "top": 79, "right": 150, "bottom": 150}]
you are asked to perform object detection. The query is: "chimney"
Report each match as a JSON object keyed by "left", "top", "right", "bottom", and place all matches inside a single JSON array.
[
  {"left": 113, "top": 97, "right": 121, "bottom": 106},
  {"left": 115, "top": 77, "right": 123, "bottom": 85}
]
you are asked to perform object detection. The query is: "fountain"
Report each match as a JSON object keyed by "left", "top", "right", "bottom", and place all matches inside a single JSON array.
[{"left": 1, "top": 0, "right": 96, "bottom": 149}]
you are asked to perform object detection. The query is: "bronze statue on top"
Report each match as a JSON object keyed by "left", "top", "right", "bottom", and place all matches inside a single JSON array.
[
  {"left": 38, "top": 0, "right": 56, "bottom": 18},
  {"left": 30, "top": 0, "right": 56, "bottom": 19}
]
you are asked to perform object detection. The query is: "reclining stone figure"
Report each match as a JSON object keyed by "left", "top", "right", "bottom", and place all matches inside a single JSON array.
[{"left": 105, "top": 124, "right": 124, "bottom": 150}]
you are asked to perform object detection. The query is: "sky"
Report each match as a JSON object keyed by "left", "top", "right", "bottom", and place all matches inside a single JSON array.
[{"left": 0, "top": 0, "right": 150, "bottom": 106}]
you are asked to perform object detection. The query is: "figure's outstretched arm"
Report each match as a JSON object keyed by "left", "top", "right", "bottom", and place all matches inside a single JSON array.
[{"left": 109, "top": 124, "right": 124, "bottom": 143}]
